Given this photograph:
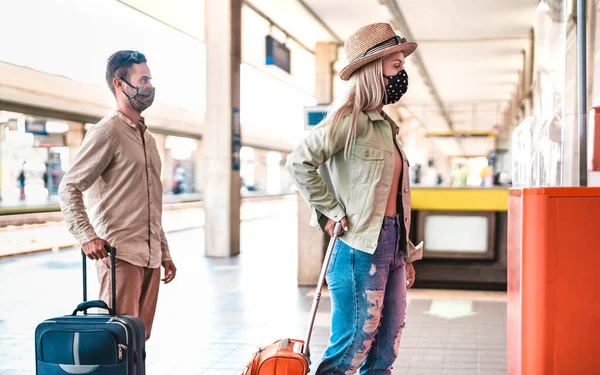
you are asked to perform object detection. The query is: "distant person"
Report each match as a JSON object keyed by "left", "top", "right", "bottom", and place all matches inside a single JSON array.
[
  {"left": 43, "top": 162, "right": 51, "bottom": 199},
  {"left": 410, "top": 163, "right": 422, "bottom": 184},
  {"left": 17, "top": 162, "right": 26, "bottom": 200},
  {"left": 287, "top": 23, "right": 422, "bottom": 374},
  {"left": 59, "top": 50, "right": 176, "bottom": 340},
  {"left": 481, "top": 164, "right": 494, "bottom": 187},
  {"left": 171, "top": 166, "right": 186, "bottom": 195},
  {"left": 422, "top": 159, "right": 438, "bottom": 186},
  {"left": 451, "top": 163, "right": 469, "bottom": 187}
]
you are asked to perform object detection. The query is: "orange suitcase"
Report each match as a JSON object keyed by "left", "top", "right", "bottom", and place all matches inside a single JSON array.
[{"left": 241, "top": 223, "right": 343, "bottom": 375}]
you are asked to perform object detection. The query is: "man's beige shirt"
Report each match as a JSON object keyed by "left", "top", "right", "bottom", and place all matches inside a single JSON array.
[{"left": 59, "top": 111, "right": 171, "bottom": 268}]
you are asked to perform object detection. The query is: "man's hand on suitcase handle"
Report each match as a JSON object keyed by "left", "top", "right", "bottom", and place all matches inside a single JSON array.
[
  {"left": 82, "top": 238, "right": 111, "bottom": 260},
  {"left": 325, "top": 217, "right": 348, "bottom": 237}
]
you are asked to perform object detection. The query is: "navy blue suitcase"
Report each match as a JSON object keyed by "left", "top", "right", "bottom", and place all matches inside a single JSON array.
[{"left": 35, "top": 246, "right": 146, "bottom": 375}]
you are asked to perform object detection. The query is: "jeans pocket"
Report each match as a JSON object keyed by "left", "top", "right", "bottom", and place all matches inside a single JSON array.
[
  {"left": 376, "top": 225, "right": 395, "bottom": 249},
  {"left": 377, "top": 226, "right": 386, "bottom": 244}
]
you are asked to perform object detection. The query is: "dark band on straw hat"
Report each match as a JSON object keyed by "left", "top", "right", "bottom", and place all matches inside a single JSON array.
[{"left": 350, "top": 36, "right": 409, "bottom": 63}]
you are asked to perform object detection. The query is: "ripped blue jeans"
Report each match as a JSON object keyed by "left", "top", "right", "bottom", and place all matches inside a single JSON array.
[{"left": 316, "top": 215, "right": 407, "bottom": 375}]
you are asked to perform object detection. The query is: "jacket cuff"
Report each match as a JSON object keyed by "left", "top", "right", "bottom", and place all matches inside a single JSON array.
[
  {"left": 405, "top": 240, "right": 423, "bottom": 263},
  {"left": 321, "top": 204, "right": 346, "bottom": 223}
]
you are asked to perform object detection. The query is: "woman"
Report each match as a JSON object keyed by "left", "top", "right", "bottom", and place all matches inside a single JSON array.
[{"left": 286, "top": 23, "right": 423, "bottom": 374}]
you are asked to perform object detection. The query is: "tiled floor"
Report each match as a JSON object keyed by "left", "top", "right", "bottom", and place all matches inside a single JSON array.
[{"left": 0, "top": 199, "right": 507, "bottom": 374}]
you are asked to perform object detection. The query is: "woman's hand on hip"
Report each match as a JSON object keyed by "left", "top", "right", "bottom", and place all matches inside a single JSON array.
[
  {"left": 325, "top": 217, "right": 348, "bottom": 237},
  {"left": 406, "top": 261, "right": 416, "bottom": 288}
]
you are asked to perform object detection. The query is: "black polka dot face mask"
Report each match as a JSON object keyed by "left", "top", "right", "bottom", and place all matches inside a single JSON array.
[{"left": 383, "top": 69, "right": 408, "bottom": 105}]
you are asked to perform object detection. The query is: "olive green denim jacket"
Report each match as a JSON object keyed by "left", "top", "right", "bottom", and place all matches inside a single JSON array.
[{"left": 286, "top": 109, "right": 422, "bottom": 262}]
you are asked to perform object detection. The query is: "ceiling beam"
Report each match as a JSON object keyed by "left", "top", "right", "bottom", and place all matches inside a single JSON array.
[
  {"left": 426, "top": 130, "right": 496, "bottom": 138},
  {"left": 296, "top": 0, "right": 344, "bottom": 46},
  {"left": 416, "top": 36, "right": 529, "bottom": 44},
  {"left": 116, "top": 0, "right": 202, "bottom": 42}
]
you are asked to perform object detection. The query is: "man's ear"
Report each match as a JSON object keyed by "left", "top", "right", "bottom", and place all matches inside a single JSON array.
[{"left": 113, "top": 77, "right": 122, "bottom": 92}]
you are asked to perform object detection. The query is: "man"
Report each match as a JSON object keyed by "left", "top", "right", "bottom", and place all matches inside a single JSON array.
[
  {"left": 59, "top": 50, "right": 176, "bottom": 340},
  {"left": 422, "top": 159, "right": 439, "bottom": 186},
  {"left": 451, "top": 163, "right": 469, "bottom": 187}
]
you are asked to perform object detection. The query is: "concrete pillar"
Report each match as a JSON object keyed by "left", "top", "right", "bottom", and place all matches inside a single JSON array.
[
  {"left": 266, "top": 151, "right": 282, "bottom": 194},
  {"left": 0, "top": 123, "right": 4, "bottom": 200},
  {"left": 297, "top": 41, "right": 338, "bottom": 286},
  {"left": 65, "top": 122, "right": 84, "bottom": 167},
  {"left": 280, "top": 153, "right": 293, "bottom": 193},
  {"left": 315, "top": 42, "right": 339, "bottom": 104},
  {"left": 194, "top": 139, "right": 204, "bottom": 195},
  {"left": 204, "top": 0, "right": 242, "bottom": 257},
  {"left": 254, "top": 149, "right": 268, "bottom": 192}
]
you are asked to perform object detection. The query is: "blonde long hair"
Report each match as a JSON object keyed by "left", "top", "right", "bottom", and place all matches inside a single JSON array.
[{"left": 325, "top": 58, "right": 386, "bottom": 159}]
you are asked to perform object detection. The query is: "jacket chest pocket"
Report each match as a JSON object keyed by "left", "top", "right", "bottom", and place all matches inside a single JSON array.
[{"left": 350, "top": 144, "right": 385, "bottom": 185}]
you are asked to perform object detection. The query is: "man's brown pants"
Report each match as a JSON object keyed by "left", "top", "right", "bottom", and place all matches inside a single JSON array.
[{"left": 96, "top": 258, "right": 160, "bottom": 340}]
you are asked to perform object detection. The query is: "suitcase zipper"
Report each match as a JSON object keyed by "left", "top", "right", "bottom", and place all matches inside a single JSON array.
[
  {"left": 243, "top": 347, "right": 264, "bottom": 374},
  {"left": 109, "top": 317, "right": 129, "bottom": 345},
  {"left": 118, "top": 343, "right": 127, "bottom": 360}
]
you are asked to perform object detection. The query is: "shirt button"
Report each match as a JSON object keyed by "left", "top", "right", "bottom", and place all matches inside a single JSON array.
[
  {"left": 405, "top": 217, "right": 409, "bottom": 222},
  {"left": 364, "top": 151, "right": 370, "bottom": 157},
  {"left": 404, "top": 188, "right": 409, "bottom": 193}
]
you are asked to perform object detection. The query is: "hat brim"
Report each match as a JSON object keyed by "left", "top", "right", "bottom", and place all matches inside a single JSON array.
[{"left": 339, "top": 42, "right": 418, "bottom": 81}]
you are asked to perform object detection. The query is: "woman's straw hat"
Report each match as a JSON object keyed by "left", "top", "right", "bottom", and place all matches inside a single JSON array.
[{"left": 339, "top": 22, "right": 417, "bottom": 81}]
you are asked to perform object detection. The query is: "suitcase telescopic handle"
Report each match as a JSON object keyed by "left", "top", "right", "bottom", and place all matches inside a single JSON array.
[
  {"left": 82, "top": 245, "right": 117, "bottom": 315},
  {"left": 302, "top": 221, "right": 343, "bottom": 357}
]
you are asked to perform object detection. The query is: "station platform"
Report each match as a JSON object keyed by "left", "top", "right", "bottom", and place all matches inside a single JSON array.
[
  {"left": 0, "top": 194, "right": 293, "bottom": 258},
  {"left": 0, "top": 191, "right": 293, "bottom": 215},
  {"left": 0, "top": 198, "right": 507, "bottom": 375}
]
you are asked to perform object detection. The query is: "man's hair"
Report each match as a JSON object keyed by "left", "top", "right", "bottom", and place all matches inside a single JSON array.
[{"left": 105, "top": 50, "right": 147, "bottom": 96}]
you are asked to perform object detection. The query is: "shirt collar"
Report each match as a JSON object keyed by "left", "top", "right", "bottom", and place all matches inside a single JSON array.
[{"left": 113, "top": 110, "right": 147, "bottom": 131}]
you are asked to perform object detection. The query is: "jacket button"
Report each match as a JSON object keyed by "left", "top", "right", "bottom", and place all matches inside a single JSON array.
[{"left": 364, "top": 151, "right": 370, "bottom": 157}]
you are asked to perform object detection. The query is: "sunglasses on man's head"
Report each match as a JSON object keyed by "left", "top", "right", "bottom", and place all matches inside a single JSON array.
[{"left": 119, "top": 51, "right": 145, "bottom": 65}]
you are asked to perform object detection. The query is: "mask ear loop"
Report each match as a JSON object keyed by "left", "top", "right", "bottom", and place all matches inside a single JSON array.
[{"left": 119, "top": 77, "right": 139, "bottom": 99}]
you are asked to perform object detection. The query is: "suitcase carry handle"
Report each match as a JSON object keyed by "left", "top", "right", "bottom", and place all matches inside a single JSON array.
[
  {"left": 72, "top": 300, "right": 115, "bottom": 316},
  {"left": 81, "top": 245, "right": 117, "bottom": 316},
  {"left": 302, "top": 221, "right": 343, "bottom": 357}
]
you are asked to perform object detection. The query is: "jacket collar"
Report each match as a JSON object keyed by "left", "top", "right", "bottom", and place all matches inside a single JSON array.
[{"left": 365, "top": 109, "right": 400, "bottom": 135}]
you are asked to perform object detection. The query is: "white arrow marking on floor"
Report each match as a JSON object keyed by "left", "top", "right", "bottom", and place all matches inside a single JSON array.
[{"left": 425, "top": 299, "right": 477, "bottom": 319}]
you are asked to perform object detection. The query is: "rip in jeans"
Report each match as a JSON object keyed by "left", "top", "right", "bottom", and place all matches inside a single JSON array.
[{"left": 346, "top": 289, "right": 384, "bottom": 373}]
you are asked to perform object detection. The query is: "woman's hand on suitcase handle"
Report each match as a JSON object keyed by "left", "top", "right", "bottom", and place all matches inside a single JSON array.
[
  {"left": 82, "top": 238, "right": 110, "bottom": 260},
  {"left": 325, "top": 217, "right": 348, "bottom": 237}
]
